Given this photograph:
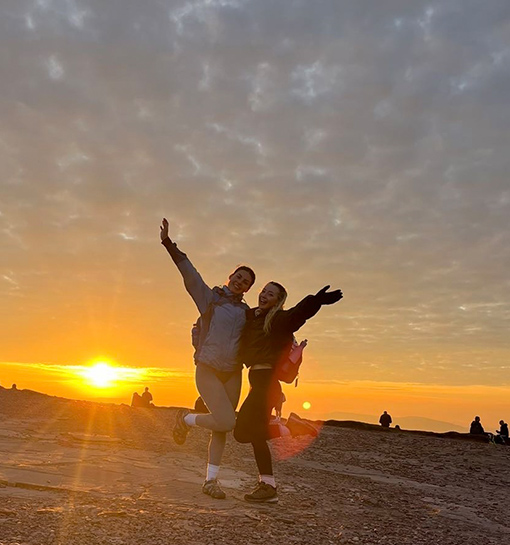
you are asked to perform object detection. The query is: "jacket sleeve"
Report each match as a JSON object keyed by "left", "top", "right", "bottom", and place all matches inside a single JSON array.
[
  {"left": 161, "top": 237, "right": 213, "bottom": 314},
  {"left": 273, "top": 294, "right": 322, "bottom": 334}
]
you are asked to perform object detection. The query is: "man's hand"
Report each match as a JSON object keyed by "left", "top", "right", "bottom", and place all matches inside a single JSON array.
[
  {"left": 160, "top": 218, "right": 169, "bottom": 241},
  {"left": 315, "top": 285, "right": 343, "bottom": 305}
]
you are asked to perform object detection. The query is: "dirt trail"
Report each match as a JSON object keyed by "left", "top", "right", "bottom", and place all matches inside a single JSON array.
[{"left": 0, "top": 389, "right": 509, "bottom": 544}]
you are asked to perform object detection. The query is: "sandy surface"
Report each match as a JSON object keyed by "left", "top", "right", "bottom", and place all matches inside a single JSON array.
[{"left": 0, "top": 388, "right": 509, "bottom": 545}]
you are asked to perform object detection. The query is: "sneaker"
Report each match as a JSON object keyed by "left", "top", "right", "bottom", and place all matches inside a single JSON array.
[
  {"left": 285, "top": 412, "right": 318, "bottom": 438},
  {"left": 202, "top": 479, "right": 226, "bottom": 499},
  {"left": 173, "top": 408, "right": 190, "bottom": 445},
  {"left": 244, "top": 482, "right": 278, "bottom": 503}
]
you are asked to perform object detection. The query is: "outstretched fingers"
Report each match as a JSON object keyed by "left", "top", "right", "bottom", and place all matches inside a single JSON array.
[
  {"left": 160, "top": 217, "right": 169, "bottom": 240},
  {"left": 315, "top": 285, "right": 343, "bottom": 305}
]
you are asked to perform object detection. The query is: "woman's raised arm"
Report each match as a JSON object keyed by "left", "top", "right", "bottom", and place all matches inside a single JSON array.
[{"left": 160, "top": 217, "right": 213, "bottom": 314}]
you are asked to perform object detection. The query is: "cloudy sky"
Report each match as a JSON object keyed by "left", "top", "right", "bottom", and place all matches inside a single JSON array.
[{"left": 1, "top": 0, "right": 509, "bottom": 423}]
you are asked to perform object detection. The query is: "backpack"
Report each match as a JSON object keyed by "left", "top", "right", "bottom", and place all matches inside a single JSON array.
[
  {"left": 191, "top": 287, "right": 243, "bottom": 351},
  {"left": 276, "top": 337, "right": 308, "bottom": 386}
]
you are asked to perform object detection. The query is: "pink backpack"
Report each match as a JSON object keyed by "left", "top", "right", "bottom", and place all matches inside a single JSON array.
[{"left": 276, "top": 338, "right": 308, "bottom": 386}]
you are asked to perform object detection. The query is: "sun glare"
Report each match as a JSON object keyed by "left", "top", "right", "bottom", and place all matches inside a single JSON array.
[{"left": 84, "top": 362, "right": 118, "bottom": 388}]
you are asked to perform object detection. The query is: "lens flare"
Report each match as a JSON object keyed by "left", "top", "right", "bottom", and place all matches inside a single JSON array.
[{"left": 84, "top": 362, "right": 118, "bottom": 388}]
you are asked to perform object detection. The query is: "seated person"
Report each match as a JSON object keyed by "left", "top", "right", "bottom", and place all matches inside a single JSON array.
[
  {"left": 379, "top": 411, "right": 392, "bottom": 428},
  {"left": 131, "top": 392, "right": 142, "bottom": 407},
  {"left": 469, "top": 416, "right": 485, "bottom": 435},
  {"left": 495, "top": 420, "right": 509, "bottom": 444},
  {"left": 141, "top": 387, "right": 154, "bottom": 407}
]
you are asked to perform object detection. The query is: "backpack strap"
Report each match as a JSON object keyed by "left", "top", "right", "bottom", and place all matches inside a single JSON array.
[{"left": 195, "top": 287, "right": 246, "bottom": 351}]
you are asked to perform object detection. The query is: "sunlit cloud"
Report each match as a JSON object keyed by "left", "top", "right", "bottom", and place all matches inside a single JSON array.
[{"left": 2, "top": 361, "right": 191, "bottom": 385}]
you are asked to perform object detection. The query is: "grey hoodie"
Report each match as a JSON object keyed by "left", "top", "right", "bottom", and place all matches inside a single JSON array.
[{"left": 162, "top": 237, "right": 248, "bottom": 372}]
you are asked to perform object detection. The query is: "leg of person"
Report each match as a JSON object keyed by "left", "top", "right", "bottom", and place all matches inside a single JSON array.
[
  {"left": 172, "top": 365, "right": 239, "bottom": 445},
  {"left": 244, "top": 442, "right": 278, "bottom": 504},
  {"left": 235, "top": 370, "right": 278, "bottom": 503},
  {"left": 202, "top": 371, "right": 242, "bottom": 499},
  {"left": 193, "top": 364, "right": 239, "bottom": 432}
]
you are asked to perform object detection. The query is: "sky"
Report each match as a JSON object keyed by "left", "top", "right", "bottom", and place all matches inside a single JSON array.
[{"left": 1, "top": 0, "right": 510, "bottom": 430}]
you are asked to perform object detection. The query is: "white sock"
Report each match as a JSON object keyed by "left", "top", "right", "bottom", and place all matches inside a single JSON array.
[
  {"left": 206, "top": 464, "right": 220, "bottom": 481},
  {"left": 259, "top": 474, "right": 276, "bottom": 488},
  {"left": 184, "top": 413, "right": 197, "bottom": 427}
]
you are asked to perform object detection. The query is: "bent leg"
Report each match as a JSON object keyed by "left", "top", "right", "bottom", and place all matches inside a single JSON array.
[
  {"left": 194, "top": 364, "right": 241, "bottom": 432},
  {"left": 207, "top": 371, "right": 242, "bottom": 466}
]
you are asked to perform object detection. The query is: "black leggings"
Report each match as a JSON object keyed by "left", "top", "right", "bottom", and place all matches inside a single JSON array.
[{"left": 234, "top": 369, "right": 281, "bottom": 476}]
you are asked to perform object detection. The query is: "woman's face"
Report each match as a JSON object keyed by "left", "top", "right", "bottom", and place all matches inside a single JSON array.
[
  {"left": 228, "top": 269, "right": 254, "bottom": 295},
  {"left": 258, "top": 283, "right": 281, "bottom": 311}
]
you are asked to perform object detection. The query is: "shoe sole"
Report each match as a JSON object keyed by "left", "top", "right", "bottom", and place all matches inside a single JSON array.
[
  {"left": 244, "top": 496, "right": 278, "bottom": 504},
  {"left": 202, "top": 481, "right": 226, "bottom": 499},
  {"left": 202, "top": 489, "right": 226, "bottom": 500},
  {"left": 173, "top": 410, "right": 189, "bottom": 445}
]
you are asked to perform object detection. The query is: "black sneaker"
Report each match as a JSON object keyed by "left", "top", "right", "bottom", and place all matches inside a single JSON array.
[
  {"left": 173, "top": 408, "right": 190, "bottom": 445},
  {"left": 244, "top": 482, "right": 278, "bottom": 503},
  {"left": 202, "top": 479, "right": 226, "bottom": 499}
]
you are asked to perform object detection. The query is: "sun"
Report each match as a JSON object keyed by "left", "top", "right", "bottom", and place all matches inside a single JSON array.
[{"left": 84, "top": 362, "right": 118, "bottom": 388}]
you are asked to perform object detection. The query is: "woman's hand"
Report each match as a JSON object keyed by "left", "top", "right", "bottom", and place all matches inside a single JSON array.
[
  {"left": 160, "top": 218, "right": 169, "bottom": 241},
  {"left": 315, "top": 285, "right": 343, "bottom": 305}
]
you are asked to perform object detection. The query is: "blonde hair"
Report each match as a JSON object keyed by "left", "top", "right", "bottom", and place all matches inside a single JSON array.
[{"left": 263, "top": 282, "right": 288, "bottom": 334}]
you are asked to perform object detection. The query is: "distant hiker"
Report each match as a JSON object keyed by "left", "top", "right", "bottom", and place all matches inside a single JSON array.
[
  {"left": 141, "top": 387, "right": 153, "bottom": 407},
  {"left": 495, "top": 420, "right": 509, "bottom": 444},
  {"left": 274, "top": 386, "right": 286, "bottom": 420},
  {"left": 160, "top": 217, "right": 255, "bottom": 500},
  {"left": 379, "top": 411, "right": 392, "bottom": 428},
  {"left": 131, "top": 392, "right": 142, "bottom": 407},
  {"left": 469, "top": 416, "right": 485, "bottom": 435},
  {"left": 234, "top": 281, "right": 343, "bottom": 503},
  {"left": 498, "top": 420, "right": 509, "bottom": 438}
]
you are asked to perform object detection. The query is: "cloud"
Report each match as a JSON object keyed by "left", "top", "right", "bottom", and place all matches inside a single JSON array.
[{"left": 1, "top": 0, "right": 510, "bottom": 385}]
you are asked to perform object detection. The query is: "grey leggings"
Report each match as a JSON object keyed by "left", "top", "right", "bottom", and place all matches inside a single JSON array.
[{"left": 195, "top": 363, "right": 242, "bottom": 466}]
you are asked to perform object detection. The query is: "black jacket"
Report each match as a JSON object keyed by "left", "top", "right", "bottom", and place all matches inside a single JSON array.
[
  {"left": 239, "top": 294, "right": 322, "bottom": 368},
  {"left": 470, "top": 421, "right": 485, "bottom": 435}
]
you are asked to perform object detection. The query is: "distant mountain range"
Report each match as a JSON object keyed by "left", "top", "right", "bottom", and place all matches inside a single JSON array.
[{"left": 321, "top": 411, "right": 467, "bottom": 433}]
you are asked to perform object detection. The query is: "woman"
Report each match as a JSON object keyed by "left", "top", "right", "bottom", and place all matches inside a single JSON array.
[
  {"left": 234, "top": 281, "right": 342, "bottom": 503},
  {"left": 160, "top": 218, "right": 255, "bottom": 499}
]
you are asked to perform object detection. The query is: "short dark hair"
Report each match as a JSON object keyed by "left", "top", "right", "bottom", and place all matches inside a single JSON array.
[{"left": 232, "top": 265, "right": 256, "bottom": 288}]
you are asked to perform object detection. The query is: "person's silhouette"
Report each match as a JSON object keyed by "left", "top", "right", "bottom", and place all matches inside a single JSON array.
[
  {"left": 469, "top": 416, "right": 485, "bottom": 435},
  {"left": 379, "top": 411, "right": 392, "bottom": 428},
  {"left": 141, "top": 387, "right": 153, "bottom": 407}
]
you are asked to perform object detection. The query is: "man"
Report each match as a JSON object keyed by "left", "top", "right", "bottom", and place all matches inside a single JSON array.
[
  {"left": 469, "top": 416, "right": 485, "bottom": 434},
  {"left": 496, "top": 420, "right": 508, "bottom": 444},
  {"left": 141, "top": 387, "right": 153, "bottom": 407},
  {"left": 379, "top": 411, "right": 392, "bottom": 428}
]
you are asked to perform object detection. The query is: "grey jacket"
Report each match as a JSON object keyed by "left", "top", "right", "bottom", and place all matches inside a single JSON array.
[{"left": 162, "top": 237, "right": 248, "bottom": 372}]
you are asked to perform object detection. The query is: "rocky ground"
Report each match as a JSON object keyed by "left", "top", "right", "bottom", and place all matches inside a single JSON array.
[{"left": 0, "top": 388, "right": 509, "bottom": 545}]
